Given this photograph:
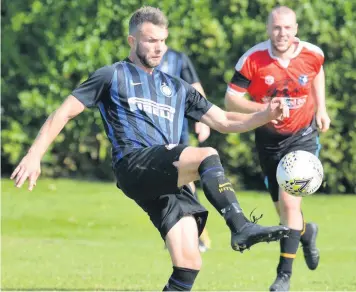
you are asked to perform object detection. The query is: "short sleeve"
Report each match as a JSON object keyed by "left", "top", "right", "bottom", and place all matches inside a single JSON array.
[
  {"left": 302, "top": 41, "right": 325, "bottom": 73},
  {"left": 227, "top": 53, "right": 254, "bottom": 95},
  {"left": 72, "top": 65, "right": 115, "bottom": 108},
  {"left": 315, "top": 49, "right": 324, "bottom": 73},
  {"left": 185, "top": 84, "right": 213, "bottom": 121},
  {"left": 180, "top": 53, "right": 200, "bottom": 84}
]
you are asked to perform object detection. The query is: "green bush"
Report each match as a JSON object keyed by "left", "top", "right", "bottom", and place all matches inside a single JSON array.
[{"left": 2, "top": 0, "right": 355, "bottom": 193}]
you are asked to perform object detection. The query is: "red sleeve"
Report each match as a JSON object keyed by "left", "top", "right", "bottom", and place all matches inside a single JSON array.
[{"left": 227, "top": 54, "right": 254, "bottom": 95}]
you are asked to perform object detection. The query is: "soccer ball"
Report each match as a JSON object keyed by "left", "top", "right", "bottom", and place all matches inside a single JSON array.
[{"left": 276, "top": 150, "right": 323, "bottom": 197}]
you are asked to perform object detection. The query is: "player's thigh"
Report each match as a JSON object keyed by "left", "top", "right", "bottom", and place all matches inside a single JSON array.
[
  {"left": 137, "top": 186, "right": 208, "bottom": 241},
  {"left": 174, "top": 146, "right": 218, "bottom": 187},
  {"left": 257, "top": 134, "right": 321, "bottom": 203},
  {"left": 114, "top": 145, "right": 187, "bottom": 200},
  {"left": 286, "top": 135, "right": 321, "bottom": 157},
  {"left": 279, "top": 188, "right": 302, "bottom": 209},
  {"left": 278, "top": 135, "right": 320, "bottom": 205}
]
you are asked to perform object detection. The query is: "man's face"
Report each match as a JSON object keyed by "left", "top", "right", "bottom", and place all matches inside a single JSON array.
[
  {"left": 132, "top": 22, "right": 168, "bottom": 68},
  {"left": 267, "top": 13, "right": 298, "bottom": 53}
]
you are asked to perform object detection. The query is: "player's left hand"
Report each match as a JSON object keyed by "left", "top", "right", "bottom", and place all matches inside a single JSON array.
[
  {"left": 195, "top": 122, "right": 210, "bottom": 143},
  {"left": 316, "top": 108, "right": 330, "bottom": 132}
]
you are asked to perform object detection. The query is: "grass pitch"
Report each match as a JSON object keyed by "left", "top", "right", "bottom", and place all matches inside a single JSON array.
[{"left": 2, "top": 179, "right": 356, "bottom": 291}]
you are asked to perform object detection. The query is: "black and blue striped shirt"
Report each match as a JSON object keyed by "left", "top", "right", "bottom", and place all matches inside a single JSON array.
[{"left": 72, "top": 59, "right": 212, "bottom": 166}]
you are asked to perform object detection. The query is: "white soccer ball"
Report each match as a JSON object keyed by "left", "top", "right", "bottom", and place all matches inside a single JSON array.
[{"left": 276, "top": 150, "right": 323, "bottom": 197}]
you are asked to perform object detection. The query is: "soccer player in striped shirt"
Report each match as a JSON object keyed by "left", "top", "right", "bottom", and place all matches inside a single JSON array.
[{"left": 12, "top": 6, "right": 290, "bottom": 291}]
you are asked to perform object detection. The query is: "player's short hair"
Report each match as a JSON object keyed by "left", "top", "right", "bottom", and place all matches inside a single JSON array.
[
  {"left": 267, "top": 5, "right": 296, "bottom": 25},
  {"left": 129, "top": 6, "right": 168, "bottom": 35}
]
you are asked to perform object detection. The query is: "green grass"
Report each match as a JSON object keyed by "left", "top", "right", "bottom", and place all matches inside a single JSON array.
[{"left": 2, "top": 178, "right": 356, "bottom": 291}]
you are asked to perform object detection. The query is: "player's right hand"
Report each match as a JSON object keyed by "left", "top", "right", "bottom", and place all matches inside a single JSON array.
[
  {"left": 10, "top": 154, "right": 41, "bottom": 191},
  {"left": 195, "top": 122, "right": 211, "bottom": 143},
  {"left": 267, "top": 98, "right": 290, "bottom": 122}
]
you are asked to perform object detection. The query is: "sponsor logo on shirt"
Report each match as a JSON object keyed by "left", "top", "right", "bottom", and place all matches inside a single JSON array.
[
  {"left": 262, "top": 96, "right": 307, "bottom": 109},
  {"left": 128, "top": 97, "right": 175, "bottom": 121}
]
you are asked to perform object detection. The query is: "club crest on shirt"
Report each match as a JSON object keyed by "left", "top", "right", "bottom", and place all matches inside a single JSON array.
[
  {"left": 265, "top": 75, "right": 275, "bottom": 85},
  {"left": 298, "top": 74, "right": 308, "bottom": 86},
  {"left": 160, "top": 82, "right": 173, "bottom": 97}
]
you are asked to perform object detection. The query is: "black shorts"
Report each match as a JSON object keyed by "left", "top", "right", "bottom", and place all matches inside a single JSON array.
[
  {"left": 256, "top": 122, "right": 321, "bottom": 202},
  {"left": 114, "top": 145, "right": 208, "bottom": 240}
]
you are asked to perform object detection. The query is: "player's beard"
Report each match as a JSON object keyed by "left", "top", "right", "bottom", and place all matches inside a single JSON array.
[{"left": 136, "top": 45, "right": 159, "bottom": 69}]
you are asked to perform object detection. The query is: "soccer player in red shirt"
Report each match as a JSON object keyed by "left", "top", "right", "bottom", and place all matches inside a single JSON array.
[{"left": 225, "top": 6, "right": 330, "bottom": 291}]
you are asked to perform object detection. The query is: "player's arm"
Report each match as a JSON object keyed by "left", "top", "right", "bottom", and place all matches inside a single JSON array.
[
  {"left": 311, "top": 66, "right": 330, "bottom": 132},
  {"left": 29, "top": 96, "right": 85, "bottom": 159},
  {"left": 224, "top": 71, "right": 266, "bottom": 113},
  {"left": 312, "top": 66, "right": 326, "bottom": 110},
  {"left": 185, "top": 84, "right": 288, "bottom": 134},
  {"left": 191, "top": 82, "right": 210, "bottom": 142},
  {"left": 10, "top": 96, "right": 85, "bottom": 189},
  {"left": 224, "top": 51, "right": 266, "bottom": 113},
  {"left": 182, "top": 56, "right": 208, "bottom": 100},
  {"left": 185, "top": 83, "right": 289, "bottom": 133},
  {"left": 181, "top": 53, "right": 210, "bottom": 142},
  {"left": 200, "top": 99, "right": 288, "bottom": 134},
  {"left": 11, "top": 65, "right": 113, "bottom": 190}
]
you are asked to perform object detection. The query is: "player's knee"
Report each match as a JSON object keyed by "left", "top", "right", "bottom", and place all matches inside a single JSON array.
[
  {"left": 280, "top": 198, "right": 302, "bottom": 214},
  {"left": 181, "top": 258, "right": 202, "bottom": 272},
  {"left": 198, "top": 147, "right": 224, "bottom": 179},
  {"left": 177, "top": 248, "right": 202, "bottom": 270},
  {"left": 199, "top": 147, "right": 219, "bottom": 162},
  {"left": 187, "top": 253, "right": 202, "bottom": 270}
]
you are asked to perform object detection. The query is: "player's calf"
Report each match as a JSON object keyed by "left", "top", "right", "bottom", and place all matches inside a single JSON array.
[
  {"left": 198, "top": 154, "right": 289, "bottom": 252},
  {"left": 275, "top": 229, "right": 301, "bottom": 275}
]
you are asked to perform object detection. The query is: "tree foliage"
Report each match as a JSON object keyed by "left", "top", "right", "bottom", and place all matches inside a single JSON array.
[{"left": 2, "top": 0, "right": 355, "bottom": 193}]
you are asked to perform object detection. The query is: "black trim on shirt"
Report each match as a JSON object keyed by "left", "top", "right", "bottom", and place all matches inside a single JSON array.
[{"left": 230, "top": 71, "right": 251, "bottom": 89}]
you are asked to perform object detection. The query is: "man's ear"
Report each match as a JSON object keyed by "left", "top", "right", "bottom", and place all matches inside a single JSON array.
[
  {"left": 294, "top": 23, "right": 299, "bottom": 36},
  {"left": 127, "top": 35, "right": 135, "bottom": 48}
]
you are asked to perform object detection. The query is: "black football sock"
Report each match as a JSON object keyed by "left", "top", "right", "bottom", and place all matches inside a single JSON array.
[
  {"left": 277, "top": 229, "right": 301, "bottom": 276},
  {"left": 198, "top": 154, "right": 247, "bottom": 232},
  {"left": 163, "top": 266, "right": 199, "bottom": 291},
  {"left": 300, "top": 221, "right": 314, "bottom": 245}
]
